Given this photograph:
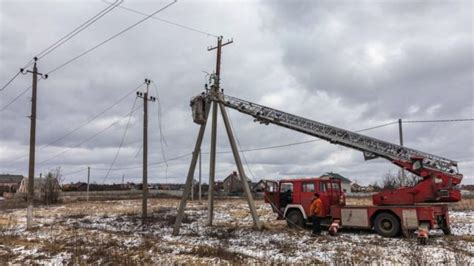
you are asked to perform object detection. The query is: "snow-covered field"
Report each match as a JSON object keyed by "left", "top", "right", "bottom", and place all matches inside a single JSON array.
[{"left": 0, "top": 198, "right": 473, "bottom": 264}]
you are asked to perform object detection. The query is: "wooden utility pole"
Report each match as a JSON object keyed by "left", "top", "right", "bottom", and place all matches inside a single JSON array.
[
  {"left": 173, "top": 36, "right": 262, "bottom": 235},
  {"left": 87, "top": 166, "right": 90, "bottom": 202},
  {"left": 398, "top": 118, "right": 406, "bottom": 186},
  {"left": 137, "top": 79, "right": 156, "bottom": 224},
  {"left": 20, "top": 57, "right": 47, "bottom": 230}
]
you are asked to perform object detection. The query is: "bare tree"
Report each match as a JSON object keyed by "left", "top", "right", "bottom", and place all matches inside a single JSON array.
[
  {"left": 42, "top": 167, "right": 62, "bottom": 204},
  {"left": 382, "top": 170, "right": 421, "bottom": 189}
]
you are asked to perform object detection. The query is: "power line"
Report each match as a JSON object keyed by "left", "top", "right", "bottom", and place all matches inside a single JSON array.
[
  {"left": 204, "top": 120, "right": 399, "bottom": 154},
  {"left": 0, "top": 85, "right": 32, "bottom": 112},
  {"left": 92, "top": 152, "right": 192, "bottom": 171},
  {"left": 3, "top": 82, "right": 144, "bottom": 166},
  {"left": 227, "top": 110, "right": 256, "bottom": 180},
  {"left": 102, "top": 96, "right": 138, "bottom": 183},
  {"left": 31, "top": 0, "right": 122, "bottom": 63},
  {"left": 152, "top": 82, "right": 168, "bottom": 154},
  {"left": 46, "top": 0, "right": 177, "bottom": 75},
  {"left": 0, "top": 71, "right": 21, "bottom": 92},
  {"left": 102, "top": 0, "right": 219, "bottom": 38},
  {"left": 37, "top": 103, "right": 142, "bottom": 166},
  {"left": 404, "top": 118, "right": 474, "bottom": 123},
  {"left": 42, "top": 83, "right": 144, "bottom": 149},
  {"left": 62, "top": 168, "right": 88, "bottom": 177}
]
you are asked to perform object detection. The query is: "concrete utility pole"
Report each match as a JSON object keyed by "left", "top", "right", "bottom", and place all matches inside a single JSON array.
[
  {"left": 87, "top": 166, "right": 90, "bottom": 202},
  {"left": 173, "top": 36, "right": 262, "bottom": 235},
  {"left": 137, "top": 79, "right": 157, "bottom": 224},
  {"left": 191, "top": 172, "right": 194, "bottom": 201},
  {"left": 207, "top": 36, "right": 233, "bottom": 226},
  {"left": 198, "top": 149, "right": 202, "bottom": 203},
  {"left": 398, "top": 118, "right": 406, "bottom": 186},
  {"left": 21, "top": 57, "right": 47, "bottom": 230},
  {"left": 122, "top": 173, "right": 125, "bottom": 188}
]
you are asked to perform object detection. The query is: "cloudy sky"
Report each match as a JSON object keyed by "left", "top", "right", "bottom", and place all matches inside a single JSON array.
[{"left": 0, "top": 0, "right": 472, "bottom": 186}]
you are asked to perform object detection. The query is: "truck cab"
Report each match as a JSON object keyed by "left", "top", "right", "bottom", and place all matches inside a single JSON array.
[{"left": 265, "top": 177, "right": 345, "bottom": 228}]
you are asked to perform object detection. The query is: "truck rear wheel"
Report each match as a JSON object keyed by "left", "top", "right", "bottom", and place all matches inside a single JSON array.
[
  {"left": 374, "top": 212, "right": 401, "bottom": 237},
  {"left": 286, "top": 210, "right": 304, "bottom": 229}
]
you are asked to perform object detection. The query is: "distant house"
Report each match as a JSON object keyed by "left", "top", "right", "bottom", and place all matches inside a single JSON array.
[
  {"left": 320, "top": 172, "right": 351, "bottom": 192},
  {"left": 0, "top": 174, "right": 24, "bottom": 195},
  {"left": 222, "top": 171, "right": 252, "bottom": 195},
  {"left": 351, "top": 182, "right": 363, "bottom": 193},
  {"left": 214, "top": 181, "right": 224, "bottom": 192},
  {"left": 350, "top": 183, "right": 380, "bottom": 193},
  {"left": 17, "top": 177, "right": 61, "bottom": 201}
]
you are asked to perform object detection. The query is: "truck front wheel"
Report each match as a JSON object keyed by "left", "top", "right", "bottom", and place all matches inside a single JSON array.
[
  {"left": 374, "top": 212, "right": 401, "bottom": 237},
  {"left": 286, "top": 210, "right": 305, "bottom": 229}
]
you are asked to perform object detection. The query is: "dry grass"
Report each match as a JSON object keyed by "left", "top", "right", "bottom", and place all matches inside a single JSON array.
[{"left": 1, "top": 198, "right": 472, "bottom": 264}]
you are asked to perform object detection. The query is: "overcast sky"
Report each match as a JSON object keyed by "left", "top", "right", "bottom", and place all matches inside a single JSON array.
[{"left": 0, "top": 0, "right": 472, "bottom": 186}]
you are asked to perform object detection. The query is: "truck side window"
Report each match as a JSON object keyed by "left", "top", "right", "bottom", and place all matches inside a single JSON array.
[
  {"left": 302, "top": 183, "right": 315, "bottom": 192},
  {"left": 320, "top": 182, "right": 327, "bottom": 192},
  {"left": 280, "top": 183, "right": 293, "bottom": 193}
]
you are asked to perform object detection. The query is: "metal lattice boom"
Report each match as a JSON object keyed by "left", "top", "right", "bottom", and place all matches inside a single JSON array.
[{"left": 215, "top": 94, "right": 459, "bottom": 177}]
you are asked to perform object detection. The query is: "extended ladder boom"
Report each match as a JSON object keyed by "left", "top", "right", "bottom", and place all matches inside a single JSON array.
[{"left": 217, "top": 94, "right": 461, "bottom": 181}]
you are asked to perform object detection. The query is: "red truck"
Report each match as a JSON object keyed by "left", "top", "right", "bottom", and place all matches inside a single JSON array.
[{"left": 264, "top": 177, "right": 453, "bottom": 240}]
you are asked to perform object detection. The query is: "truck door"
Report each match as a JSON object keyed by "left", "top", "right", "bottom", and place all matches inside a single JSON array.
[
  {"left": 264, "top": 180, "right": 281, "bottom": 214},
  {"left": 328, "top": 179, "right": 343, "bottom": 206},
  {"left": 318, "top": 180, "right": 331, "bottom": 216},
  {"left": 301, "top": 181, "right": 316, "bottom": 217}
]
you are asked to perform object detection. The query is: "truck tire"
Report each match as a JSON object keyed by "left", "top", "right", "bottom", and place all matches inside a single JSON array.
[
  {"left": 374, "top": 212, "right": 401, "bottom": 237},
  {"left": 286, "top": 210, "right": 305, "bottom": 229}
]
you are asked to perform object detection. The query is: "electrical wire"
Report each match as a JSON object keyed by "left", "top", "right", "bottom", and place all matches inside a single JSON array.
[
  {"left": 227, "top": 108, "right": 256, "bottom": 181},
  {"left": 201, "top": 120, "right": 398, "bottom": 155},
  {"left": 38, "top": 102, "right": 143, "bottom": 165},
  {"left": 31, "top": 0, "right": 122, "bottom": 63},
  {"left": 101, "top": 0, "right": 219, "bottom": 38},
  {"left": 0, "top": 85, "right": 32, "bottom": 112},
  {"left": 403, "top": 118, "right": 474, "bottom": 123},
  {"left": 42, "top": 83, "right": 143, "bottom": 149},
  {"left": 152, "top": 81, "right": 169, "bottom": 181},
  {"left": 102, "top": 96, "right": 138, "bottom": 183},
  {"left": 3, "top": 82, "right": 145, "bottom": 165},
  {"left": 0, "top": 71, "right": 21, "bottom": 92},
  {"left": 46, "top": 0, "right": 177, "bottom": 75},
  {"left": 61, "top": 168, "right": 88, "bottom": 177},
  {"left": 92, "top": 152, "right": 192, "bottom": 171},
  {"left": 152, "top": 82, "right": 169, "bottom": 176}
]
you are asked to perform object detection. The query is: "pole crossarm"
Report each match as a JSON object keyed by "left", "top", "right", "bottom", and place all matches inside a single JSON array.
[{"left": 207, "top": 36, "right": 233, "bottom": 51}]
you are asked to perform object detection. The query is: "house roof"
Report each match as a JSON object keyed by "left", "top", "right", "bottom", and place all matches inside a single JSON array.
[
  {"left": 223, "top": 172, "right": 251, "bottom": 183},
  {"left": 0, "top": 174, "right": 24, "bottom": 184},
  {"left": 321, "top": 172, "right": 351, "bottom": 183}
]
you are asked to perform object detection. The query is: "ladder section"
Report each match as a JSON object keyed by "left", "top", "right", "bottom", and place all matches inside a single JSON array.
[{"left": 219, "top": 94, "right": 459, "bottom": 176}]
